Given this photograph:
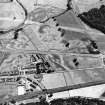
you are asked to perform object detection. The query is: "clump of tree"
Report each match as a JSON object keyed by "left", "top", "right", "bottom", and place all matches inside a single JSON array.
[{"left": 81, "top": 37, "right": 100, "bottom": 54}]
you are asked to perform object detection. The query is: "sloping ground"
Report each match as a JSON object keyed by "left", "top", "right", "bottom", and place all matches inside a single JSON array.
[
  {"left": 0, "top": 51, "right": 10, "bottom": 66},
  {"left": 0, "top": 83, "right": 18, "bottom": 99},
  {"left": 72, "top": 0, "right": 102, "bottom": 13},
  {"left": 63, "top": 30, "right": 90, "bottom": 41},
  {"left": 55, "top": 10, "right": 85, "bottom": 29}
]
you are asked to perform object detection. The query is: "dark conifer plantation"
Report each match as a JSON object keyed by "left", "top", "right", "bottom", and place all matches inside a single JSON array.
[
  {"left": 18, "top": 96, "right": 105, "bottom": 105},
  {"left": 78, "top": 5, "right": 105, "bottom": 34}
]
